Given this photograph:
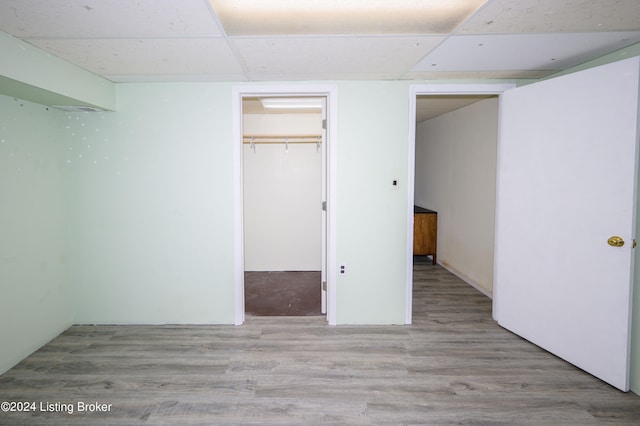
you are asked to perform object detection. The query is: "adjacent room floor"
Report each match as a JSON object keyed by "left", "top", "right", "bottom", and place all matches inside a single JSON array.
[
  {"left": 244, "top": 271, "right": 322, "bottom": 316},
  {"left": 1, "top": 259, "right": 639, "bottom": 424}
]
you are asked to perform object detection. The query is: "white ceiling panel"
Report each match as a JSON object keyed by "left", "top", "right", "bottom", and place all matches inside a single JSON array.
[
  {"left": 232, "top": 36, "right": 444, "bottom": 77},
  {"left": 210, "top": 0, "right": 488, "bottom": 35},
  {"left": 102, "top": 73, "right": 248, "bottom": 83},
  {"left": 412, "top": 32, "right": 640, "bottom": 72},
  {"left": 0, "top": 0, "right": 222, "bottom": 38},
  {"left": 1, "top": 0, "right": 640, "bottom": 84},
  {"left": 25, "top": 38, "right": 244, "bottom": 76},
  {"left": 244, "top": 71, "right": 405, "bottom": 81},
  {"left": 460, "top": 0, "right": 640, "bottom": 34},
  {"left": 403, "top": 70, "right": 550, "bottom": 80}
]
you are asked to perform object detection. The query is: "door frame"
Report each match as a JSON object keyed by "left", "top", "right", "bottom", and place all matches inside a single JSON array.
[
  {"left": 232, "top": 84, "right": 338, "bottom": 325},
  {"left": 406, "top": 83, "right": 515, "bottom": 324}
]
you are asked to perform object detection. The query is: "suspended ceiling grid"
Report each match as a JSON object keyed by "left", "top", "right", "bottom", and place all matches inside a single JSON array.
[{"left": 0, "top": 0, "right": 637, "bottom": 83}]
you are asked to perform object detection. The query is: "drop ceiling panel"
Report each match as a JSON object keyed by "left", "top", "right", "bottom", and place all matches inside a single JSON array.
[
  {"left": 210, "top": 0, "right": 487, "bottom": 35},
  {"left": 460, "top": 0, "right": 640, "bottom": 34},
  {"left": 0, "top": 0, "right": 222, "bottom": 38},
  {"left": 404, "top": 70, "right": 550, "bottom": 80},
  {"left": 413, "top": 32, "right": 640, "bottom": 72},
  {"left": 26, "top": 38, "right": 244, "bottom": 77},
  {"left": 247, "top": 71, "right": 405, "bottom": 81},
  {"left": 1, "top": 0, "right": 640, "bottom": 84},
  {"left": 232, "top": 36, "right": 444, "bottom": 78},
  {"left": 102, "top": 73, "right": 248, "bottom": 83}
]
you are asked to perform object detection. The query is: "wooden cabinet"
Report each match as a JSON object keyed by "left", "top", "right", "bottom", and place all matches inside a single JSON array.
[{"left": 413, "top": 206, "right": 437, "bottom": 264}]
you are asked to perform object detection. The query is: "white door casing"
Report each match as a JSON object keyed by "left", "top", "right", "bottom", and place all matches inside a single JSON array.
[
  {"left": 232, "top": 85, "right": 338, "bottom": 325},
  {"left": 321, "top": 97, "right": 328, "bottom": 314},
  {"left": 406, "top": 84, "right": 516, "bottom": 324},
  {"left": 494, "top": 57, "right": 640, "bottom": 391}
]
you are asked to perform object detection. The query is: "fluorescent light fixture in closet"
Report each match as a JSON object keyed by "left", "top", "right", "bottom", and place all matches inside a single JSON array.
[
  {"left": 260, "top": 98, "right": 323, "bottom": 110},
  {"left": 209, "top": 0, "right": 488, "bottom": 35}
]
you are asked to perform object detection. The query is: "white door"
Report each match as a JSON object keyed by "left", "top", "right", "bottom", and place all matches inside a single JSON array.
[{"left": 494, "top": 57, "right": 640, "bottom": 392}]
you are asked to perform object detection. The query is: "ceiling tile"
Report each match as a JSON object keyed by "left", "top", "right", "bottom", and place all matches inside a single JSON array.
[
  {"left": 245, "top": 71, "right": 404, "bottom": 81},
  {"left": 1, "top": 0, "right": 640, "bottom": 84},
  {"left": 25, "top": 38, "right": 244, "bottom": 77},
  {"left": 232, "top": 36, "right": 444, "bottom": 78},
  {"left": 412, "top": 32, "right": 640, "bottom": 72},
  {"left": 460, "top": 0, "right": 640, "bottom": 34},
  {"left": 210, "top": 0, "right": 487, "bottom": 35},
  {"left": 103, "top": 74, "right": 248, "bottom": 83},
  {"left": 403, "top": 70, "right": 551, "bottom": 80},
  {"left": 0, "top": 0, "right": 222, "bottom": 38}
]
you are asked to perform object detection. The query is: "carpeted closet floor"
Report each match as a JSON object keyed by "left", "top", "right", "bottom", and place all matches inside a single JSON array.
[{"left": 244, "top": 271, "right": 322, "bottom": 316}]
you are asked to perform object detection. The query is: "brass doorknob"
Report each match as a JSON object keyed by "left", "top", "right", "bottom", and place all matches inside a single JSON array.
[{"left": 607, "top": 236, "right": 625, "bottom": 247}]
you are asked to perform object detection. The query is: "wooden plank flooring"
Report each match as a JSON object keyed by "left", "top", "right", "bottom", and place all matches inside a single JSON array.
[{"left": 1, "top": 260, "right": 639, "bottom": 424}]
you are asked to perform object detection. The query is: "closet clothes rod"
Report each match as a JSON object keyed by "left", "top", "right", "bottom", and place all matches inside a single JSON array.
[{"left": 242, "top": 134, "right": 322, "bottom": 144}]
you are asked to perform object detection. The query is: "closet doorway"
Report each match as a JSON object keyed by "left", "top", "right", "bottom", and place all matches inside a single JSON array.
[{"left": 242, "top": 95, "right": 326, "bottom": 317}]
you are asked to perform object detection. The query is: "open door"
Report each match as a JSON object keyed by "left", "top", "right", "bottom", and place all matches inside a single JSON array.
[{"left": 494, "top": 57, "right": 640, "bottom": 391}]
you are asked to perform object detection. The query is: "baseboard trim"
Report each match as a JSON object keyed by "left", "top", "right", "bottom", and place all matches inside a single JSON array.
[{"left": 438, "top": 262, "right": 493, "bottom": 299}]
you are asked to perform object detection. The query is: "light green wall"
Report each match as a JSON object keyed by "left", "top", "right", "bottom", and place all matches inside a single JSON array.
[
  {"left": 335, "top": 82, "right": 410, "bottom": 324},
  {"left": 65, "top": 81, "right": 412, "bottom": 325},
  {"left": 0, "top": 31, "right": 116, "bottom": 111},
  {"left": 68, "top": 83, "right": 236, "bottom": 324},
  {"left": 0, "top": 69, "right": 417, "bottom": 334},
  {"left": 0, "top": 94, "right": 73, "bottom": 374}
]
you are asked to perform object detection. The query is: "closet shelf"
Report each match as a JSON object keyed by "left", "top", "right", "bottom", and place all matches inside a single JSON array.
[{"left": 243, "top": 134, "right": 322, "bottom": 144}]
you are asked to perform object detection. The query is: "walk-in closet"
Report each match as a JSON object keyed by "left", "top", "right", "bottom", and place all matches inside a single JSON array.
[{"left": 242, "top": 97, "right": 324, "bottom": 316}]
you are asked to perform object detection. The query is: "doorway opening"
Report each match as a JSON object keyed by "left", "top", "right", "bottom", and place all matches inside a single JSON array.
[
  {"left": 242, "top": 96, "right": 324, "bottom": 317},
  {"left": 405, "top": 84, "right": 514, "bottom": 324},
  {"left": 233, "top": 85, "right": 338, "bottom": 325}
]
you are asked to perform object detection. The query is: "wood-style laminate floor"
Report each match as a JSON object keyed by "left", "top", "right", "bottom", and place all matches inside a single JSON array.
[{"left": 1, "top": 259, "right": 639, "bottom": 425}]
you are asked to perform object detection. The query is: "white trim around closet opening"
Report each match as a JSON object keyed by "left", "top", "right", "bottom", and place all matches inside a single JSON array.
[{"left": 232, "top": 84, "right": 338, "bottom": 326}]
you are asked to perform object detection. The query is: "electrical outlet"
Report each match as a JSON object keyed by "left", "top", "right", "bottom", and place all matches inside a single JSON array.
[
  {"left": 339, "top": 265, "right": 346, "bottom": 275},
  {"left": 392, "top": 179, "right": 399, "bottom": 190}
]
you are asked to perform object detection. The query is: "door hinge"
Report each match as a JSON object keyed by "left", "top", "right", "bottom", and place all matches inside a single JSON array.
[
  {"left": 322, "top": 281, "right": 327, "bottom": 291},
  {"left": 322, "top": 119, "right": 327, "bottom": 130},
  {"left": 634, "top": 239, "right": 637, "bottom": 249},
  {"left": 322, "top": 201, "right": 327, "bottom": 211}
]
